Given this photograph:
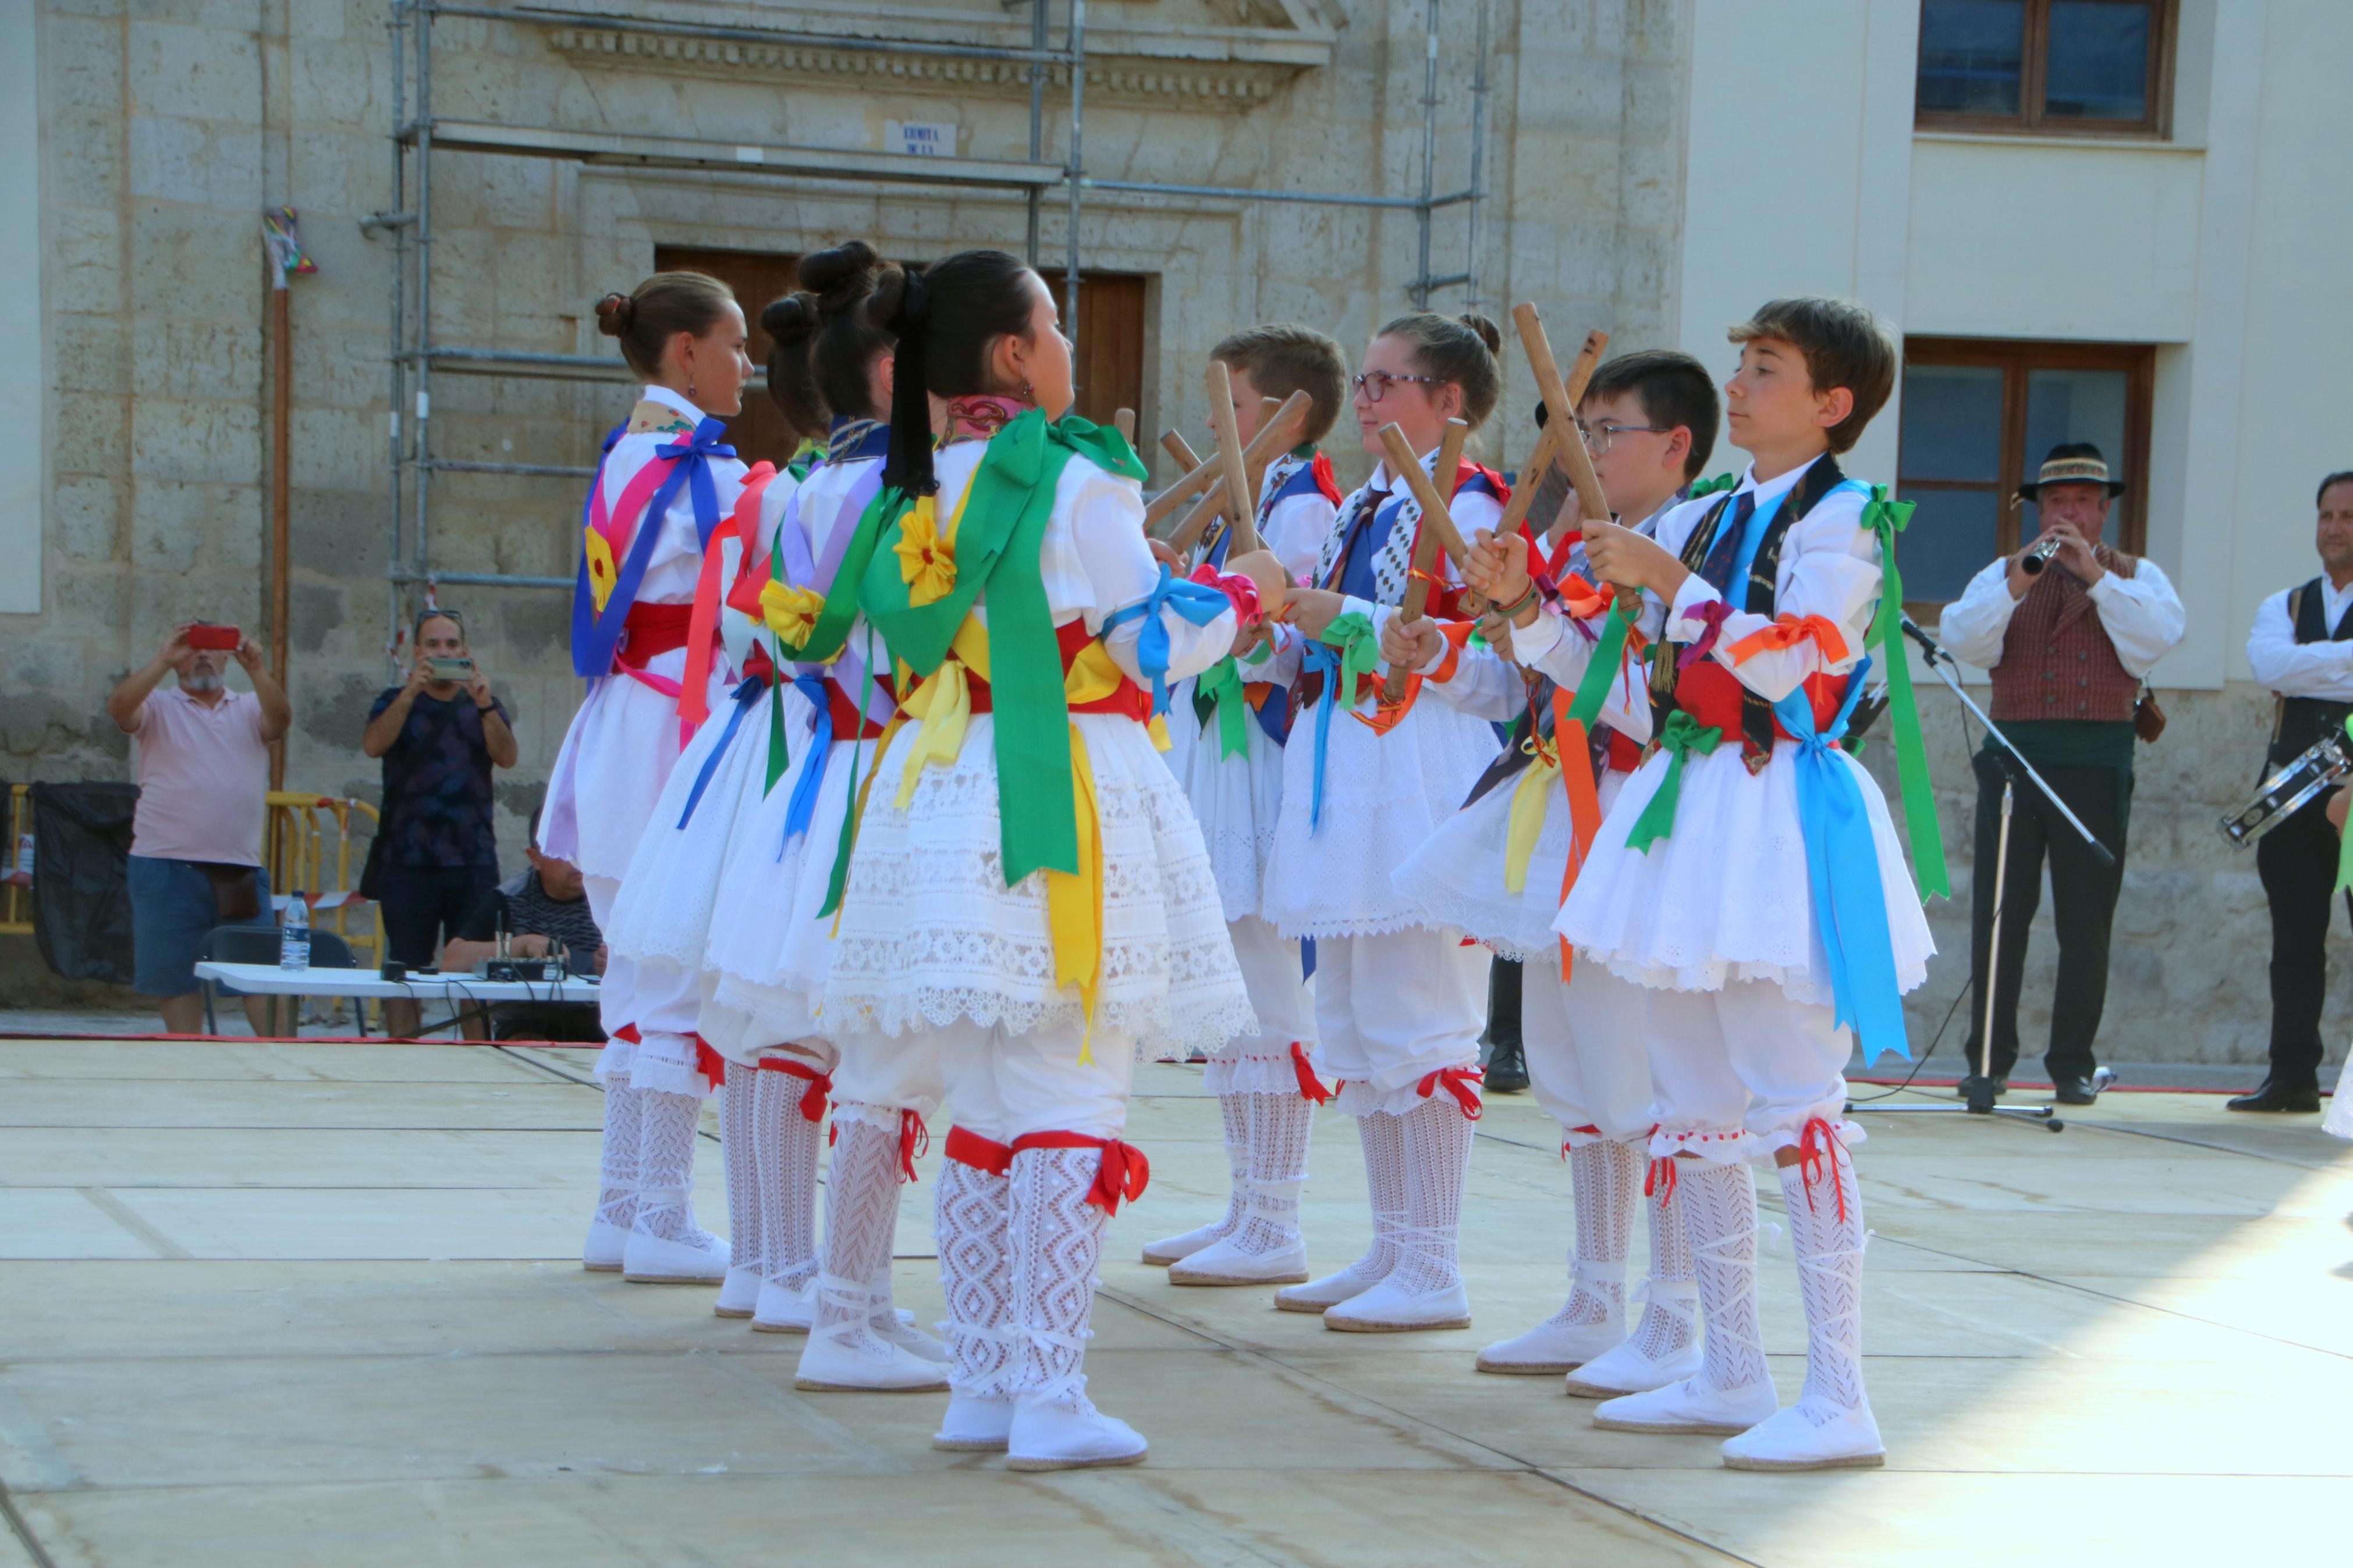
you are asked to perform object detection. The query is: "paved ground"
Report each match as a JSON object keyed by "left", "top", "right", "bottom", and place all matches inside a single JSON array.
[{"left": 1, "top": 1037, "right": 2347, "bottom": 1567}]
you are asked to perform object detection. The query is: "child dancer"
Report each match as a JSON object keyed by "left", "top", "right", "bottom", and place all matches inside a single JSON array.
[
  {"left": 819, "top": 250, "right": 1280, "bottom": 1468},
  {"left": 1144, "top": 325, "right": 1347, "bottom": 1287},
  {"left": 1466, "top": 298, "right": 1938, "bottom": 1470},
  {"left": 551, "top": 273, "right": 751, "bottom": 1285},
  {"left": 1259, "top": 313, "right": 1510, "bottom": 1332},
  {"left": 1392, "top": 351, "right": 1720, "bottom": 1392},
  {"left": 695, "top": 244, "right": 948, "bottom": 1388}
]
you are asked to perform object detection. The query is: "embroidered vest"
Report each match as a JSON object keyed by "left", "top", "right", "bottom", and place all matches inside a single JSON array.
[
  {"left": 2269, "top": 575, "right": 2353, "bottom": 767},
  {"left": 1987, "top": 546, "right": 2141, "bottom": 727}
]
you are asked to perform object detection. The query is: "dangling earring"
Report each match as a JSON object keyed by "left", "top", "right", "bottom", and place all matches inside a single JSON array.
[
  {"left": 1020, "top": 379, "right": 1035, "bottom": 404},
  {"left": 687, "top": 381, "right": 698, "bottom": 401}
]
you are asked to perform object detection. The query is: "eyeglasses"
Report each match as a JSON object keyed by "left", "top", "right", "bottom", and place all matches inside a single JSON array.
[
  {"left": 1352, "top": 371, "right": 1443, "bottom": 404},
  {"left": 1575, "top": 420, "right": 1664, "bottom": 456}
]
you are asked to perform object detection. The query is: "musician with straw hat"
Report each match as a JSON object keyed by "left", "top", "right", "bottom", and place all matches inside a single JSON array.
[{"left": 1936, "top": 442, "right": 2185, "bottom": 1106}]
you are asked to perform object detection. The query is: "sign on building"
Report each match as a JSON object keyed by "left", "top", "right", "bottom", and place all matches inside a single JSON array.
[{"left": 885, "top": 120, "right": 957, "bottom": 158}]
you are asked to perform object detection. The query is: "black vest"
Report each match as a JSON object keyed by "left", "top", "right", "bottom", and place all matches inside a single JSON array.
[{"left": 2270, "top": 575, "right": 2353, "bottom": 767}]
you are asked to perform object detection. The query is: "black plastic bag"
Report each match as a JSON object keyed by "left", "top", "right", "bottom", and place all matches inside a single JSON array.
[{"left": 31, "top": 781, "right": 141, "bottom": 983}]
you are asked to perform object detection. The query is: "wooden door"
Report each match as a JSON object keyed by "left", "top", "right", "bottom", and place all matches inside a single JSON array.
[
  {"left": 652, "top": 246, "right": 805, "bottom": 470},
  {"left": 1037, "top": 271, "right": 1147, "bottom": 428}
]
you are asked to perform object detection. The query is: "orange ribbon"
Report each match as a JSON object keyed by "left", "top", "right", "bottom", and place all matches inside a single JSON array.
[
  {"left": 1362, "top": 619, "right": 1477, "bottom": 737},
  {"left": 1415, "top": 1066, "right": 1486, "bottom": 1120},
  {"left": 754, "top": 1057, "right": 832, "bottom": 1123},
  {"left": 1009, "top": 1131, "right": 1151, "bottom": 1214},
  {"left": 680, "top": 463, "right": 778, "bottom": 738},
  {"left": 1727, "top": 613, "right": 1851, "bottom": 666}
]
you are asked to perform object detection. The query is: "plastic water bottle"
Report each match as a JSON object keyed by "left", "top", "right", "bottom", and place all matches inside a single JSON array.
[{"left": 279, "top": 893, "right": 311, "bottom": 970}]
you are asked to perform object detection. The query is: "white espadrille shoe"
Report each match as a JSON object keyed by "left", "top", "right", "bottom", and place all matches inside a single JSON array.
[
  {"left": 582, "top": 1218, "right": 629, "bottom": 1273},
  {"left": 714, "top": 1265, "right": 763, "bottom": 1318},
  {"left": 751, "top": 1277, "right": 814, "bottom": 1332},
  {"left": 1166, "top": 1234, "right": 1309, "bottom": 1286},
  {"left": 872, "top": 1307, "right": 950, "bottom": 1364},
  {"left": 1274, "top": 1257, "right": 1387, "bottom": 1313},
  {"left": 621, "top": 1226, "right": 730, "bottom": 1285},
  {"left": 1720, "top": 1399, "right": 1885, "bottom": 1471},
  {"left": 1564, "top": 1282, "right": 1703, "bottom": 1397},
  {"left": 932, "top": 1392, "right": 1016, "bottom": 1453},
  {"left": 1593, "top": 1375, "right": 1778, "bottom": 1436},
  {"left": 1322, "top": 1276, "right": 1471, "bottom": 1332},
  {"left": 1140, "top": 1218, "right": 1232, "bottom": 1267},
  {"left": 1005, "top": 1381, "right": 1148, "bottom": 1471},
  {"left": 1475, "top": 1311, "right": 1624, "bottom": 1373},
  {"left": 793, "top": 1320, "right": 951, "bottom": 1392}
]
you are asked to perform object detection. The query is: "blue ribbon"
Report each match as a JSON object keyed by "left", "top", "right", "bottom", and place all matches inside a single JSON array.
[
  {"left": 570, "top": 417, "right": 737, "bottom": 680},
  {"left": 675, "top": 674, "right": 766, "bottom": 828},
  {"left": 1773, "top": 656, "right": 1911, "bottom": 1065},
  {"left": 1300, "top": 638, "right": 1339, "bottom": 834},
  {"left": 1097, "top": 564, "right": 1237, "bottom": 717},
  {"left": 780, "top": 671, "right": 835, "bottom": 854}
]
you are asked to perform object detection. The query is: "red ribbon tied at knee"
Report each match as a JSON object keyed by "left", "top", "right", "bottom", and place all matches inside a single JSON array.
[
  {"left": 898, "top": 1110, "right": 931, "bottom": 1183},
  {"left": 690, "top": 1034, "right": 728, "bottom": 1090},
  {"left": 754, "top": 1057, "right": 832, "bottom": 1123},
  {"left": 1644, "top": 1154, "right": 1678, "bottom": 1206},
  {"left": 1415, "top": 1066, "right": 1485, "bottom": 1120},
  {"left": 1795, "top": 1116, "right": 1849, "bottom": 1224},
  {"left": 1007, "top": 1131, "right": 1151, "bottom": 1214},
  {"left": 1289, "top": 1042, "right": 1332, "bottom": 1105},
  {"left": 943, "top": 1125, "right": 1013, "bottom": 1177}
]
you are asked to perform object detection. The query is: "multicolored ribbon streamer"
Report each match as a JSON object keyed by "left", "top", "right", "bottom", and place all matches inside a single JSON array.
[
  {"left": 1625, "top": 709, "right": 1723, "bottom": 852},
  {"left": 780, "top": 671, "right": 833, "bottom": 852},
  {"left": 1301, "top": 611, "right": 1382, "bottom": 832},
  {"left": 1775, "top": 656, "right": 1910, "bottom": 1065},
  {"left": 1858, "top": 484, "right": 1950, "bottom": 899},
  {"left": 673, "top": 674, "right": 765, "bottom": 829},
  {"left": 1193, "top": 655, "right": 1252, "bottom": 760},
  {"left": 1098, "top": 563, "right": 1237, "bottom": 717},
  {"left": 570, "top": 418, "right": 735, "bottom": 680}
]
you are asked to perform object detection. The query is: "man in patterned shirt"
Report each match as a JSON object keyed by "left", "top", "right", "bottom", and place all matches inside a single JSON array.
[
  {"left": 442, "top": 806, "right": 606, "bottom": 1042},
  {"left": 363, "top": 608, "right": 517, "bottom": 1036}
]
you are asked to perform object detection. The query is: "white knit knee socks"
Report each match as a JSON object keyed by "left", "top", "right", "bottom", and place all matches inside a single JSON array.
[
  {"left": 1007, "top": 1146, "right": 1108, "bottom": 1406},
  {"left": 1778, "top": 1150, "right": 1869, "bottom": 1421},
  {"left": 1542, "top": 1137, "right": 1638, "bottom": 1329},
  {"left": 1677, "top": 1158, "right": 1769, "bottom": 1394},
  {"left": 813, "top": 1110, "right": 903, "bottom": 1339},
  {"left": 1390, "top": 1098, "right": 1474, "bottom": 1295},
  {"left": 753, "top": 1068, "right": 821, "bottom": 1293},
  {"left": 721, "top": 1079, "right": 763, "bottom": 1282},
  {"left": 1630, "top": 1160, "right": 1700, "bottom": 1361},
  {"left": 633, "top": 1087, "right": 718, "bottom": 1247},
  {"left": 1231, "top": 1091, "right": 1314, "bottom": 1255},
  {"left": 936, "top": 1158, "right": 1016, "bottom": 1400},
  {"left": 1212, "top": 1091, "right": 1250, "bottom": 1238},
  {"left": 1347, "top": 1110, "right": 1408, "bottom": 1281},
  {"left": 595, "top": 1071, "right": 641, "bottom": 1231}
]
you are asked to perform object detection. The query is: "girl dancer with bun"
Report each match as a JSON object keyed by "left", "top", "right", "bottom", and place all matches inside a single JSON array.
[
  {"left": 555, "top": 272, "right": 752, "bottom": 1286},
  {"left": 698, "top": 243, "right": 950, "bottom": 1388},
  {"left": 1258, "top": 312, "right": 1510, "bottom": 1333},
  {"left": 817, "top": 249, "right": 1283, "bottom": 1468},
  {"left": 1145, "top": 324, "right": 1347, "bottom": 1288}
]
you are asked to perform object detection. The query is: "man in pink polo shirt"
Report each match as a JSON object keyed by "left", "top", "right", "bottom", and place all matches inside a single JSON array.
[{"left": 107, "top": 623, "right": 293, "bottom": 1034}]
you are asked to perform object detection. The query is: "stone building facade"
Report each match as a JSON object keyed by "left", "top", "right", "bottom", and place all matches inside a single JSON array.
[{"left": 7, "top": 0, "right": 2349, "bottom": 1069}]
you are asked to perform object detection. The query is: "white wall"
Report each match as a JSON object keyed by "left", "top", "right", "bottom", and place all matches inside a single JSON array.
[{"left": 0, "top": 2, "right": 39, "bottom": 616}]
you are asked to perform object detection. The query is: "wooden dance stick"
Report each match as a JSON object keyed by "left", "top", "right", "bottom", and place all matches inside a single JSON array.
[
  {"left": 1166, "top": 390, "right": 1312, "bottom": 559},
  {"left": 1492, "top": 328, "right": 1609, "bottom": 541},
  {"left": 1511, "top": 304, "right": 1612, "bottom": 528},
  {"left": 1204, "top": 361, "right": 1263, "bottom": 559},
  {"left": 1379, "top": 417, "right": 1471, "bottom": 702},
  {"left": 1376, "top": 423, "right": 1474, "bottom": 568},
  {"left": 1144, "top": 434, "right": 1219, "bottom": 531},
  {"left": 1112, "top": 407, "right": 1135, "bottom": 445}
]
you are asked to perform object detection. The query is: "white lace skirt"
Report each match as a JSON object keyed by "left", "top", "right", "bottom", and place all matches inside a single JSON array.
[
  {"left": 818, "top": 712, "right": 1257, "bottom": 1057},
  {"left": 1261, "top": 693, "right": 1495, "bottom": 940},
  {"left": 603, "top": 682, "right": 815, "bottom": 976},
  {"left": 538, "top": 648, "right": 723, "bottom": 884},
  {"left": 1555, "top": 739, "right": 1935, "bottom": 1006},
  {"left": 1394, "top": 765, "right": 1632, "bottom": 961},
  {"left": 1171, "top": 680, "right": 1287, "bottom": 922}
]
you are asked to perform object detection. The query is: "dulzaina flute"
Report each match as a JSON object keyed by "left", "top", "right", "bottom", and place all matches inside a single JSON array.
[{"left": 2020, "top": 536, "right": 2065, "bottom": 575}]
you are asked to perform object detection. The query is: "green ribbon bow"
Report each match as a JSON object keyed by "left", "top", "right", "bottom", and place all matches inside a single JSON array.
[
  {"left": 1859, "top": 485, "right": 1949, "bottom": 899},
  {"left": 1625, "top": 709, "right": 1723, "bottom": 852},
  {"left": 1685, "top": 471, "right": 1739, "bottom": 499},
  {"left": 1193, "top": 656, "right": 1252, "bottom": 760},
  {"left": 764, "top": 542, "right": 792, "bottom": 794},
  {"left": 2334, "top": 717, "right": 2353, "bottom": 897},
  {"left": 1564, "top": 600, "right": 1637, "bottom": 731},
  {"left": 1319, "top": 611, "right": 1383, "bottom": 699},
  {"left": 854, "top": 410, "right": 1146, "bottom": 891}
]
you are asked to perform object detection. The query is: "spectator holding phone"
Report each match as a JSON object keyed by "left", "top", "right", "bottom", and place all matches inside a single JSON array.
[
  {"left": 107, "top": 621, "right": 292, "bottom": 1034},
  {"left": 363, "top": 607, "right": 517, "bottom": 1036}
]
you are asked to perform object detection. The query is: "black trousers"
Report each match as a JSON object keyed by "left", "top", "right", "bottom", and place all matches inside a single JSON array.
[
  {"left": 1961, "top": 748, "right": 2131, "bottom": 1082},
  {"left": 2256, "top": 792, "right": 2350, "bottom": 1089}
]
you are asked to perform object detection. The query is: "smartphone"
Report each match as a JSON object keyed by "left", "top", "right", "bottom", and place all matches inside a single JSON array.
[
  {"left": 427, "top": 656, "right": 475, "bottom": 681},
  {"left": 186, "top": 625, "right": 241, "bottom": 650}
]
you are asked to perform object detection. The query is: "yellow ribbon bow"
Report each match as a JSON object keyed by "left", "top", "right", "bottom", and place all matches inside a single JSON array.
[
  {"left": 759, "top": 581, "right": 827, "bottom": 649},
  {"left": 1503, "top": 731, "right": 1561, "bottom": 896},
  {"left": 892, "top": 495, "right": 959, "bottom": 608}
]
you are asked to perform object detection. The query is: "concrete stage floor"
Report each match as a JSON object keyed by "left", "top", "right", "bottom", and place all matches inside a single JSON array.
[{"left": 1, "top": 1039, "right": 2347, "bottom": 1567}]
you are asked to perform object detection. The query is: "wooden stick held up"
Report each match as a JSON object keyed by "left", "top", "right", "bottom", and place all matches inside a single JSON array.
[
  {"left": 1376, "top": 423, "right": 1473, "bottom": 567},
  {"left": 1492, "top": 328, "right": 1609, "bottom": 541},
  {"left": 1511, "top": 304, "right": 1612, "bottom": 527},
  {"left": 1144, "top": 433, "right": 1219, "bottom": 531},
  {"left": 1112, "top": 408, "right": 1135, "bottom": 445},
  {"left": 1167, "top": 390, "right": 1311, "bottom": 559},
  {"left": 1380, "top": 417, "right": 1471, "bottom": 702},
  {"left": 1203, "top": 361, "right": 1262, "bottom": 559}
]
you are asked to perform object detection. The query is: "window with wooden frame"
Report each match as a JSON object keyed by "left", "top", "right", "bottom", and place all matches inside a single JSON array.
[
  {"left": 1915, "top": 0, "right": 2177, "bottom": 138},
  {"left": 1897, "top": 337, "right": 2154, "bottom": 606}
]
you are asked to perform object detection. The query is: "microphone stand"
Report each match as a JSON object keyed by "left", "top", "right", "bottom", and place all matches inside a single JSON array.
[{"left": 1846, "top": 616, "right": 2118, "bottom": 1133}]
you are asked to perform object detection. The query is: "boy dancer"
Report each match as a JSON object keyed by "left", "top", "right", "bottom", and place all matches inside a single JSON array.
[
  {"left": 1392, "top": 350, "right": 1722, "bottom": 1392},
  {"left": 1466, "top": 299, "right": 1937, "bottom": 1470},
  {"left": 1146, "top": 325, "right": 1347, "bottom": 1286}
]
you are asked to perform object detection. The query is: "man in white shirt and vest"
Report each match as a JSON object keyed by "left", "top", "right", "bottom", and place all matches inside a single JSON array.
[
  {"left": 1938, "top": 445, "right": 2187, "bottom": 1104},
  {"left": 2230, "top": 471, "right": 2353, "bottom": 1113}
]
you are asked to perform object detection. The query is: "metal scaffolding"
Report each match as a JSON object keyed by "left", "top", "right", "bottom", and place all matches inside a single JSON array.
[{"left": 363, "top": 0, "right": 1492, "bottom": 608}]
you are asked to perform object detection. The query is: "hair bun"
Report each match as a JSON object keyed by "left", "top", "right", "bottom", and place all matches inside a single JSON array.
[
  {"left": 594, "top": 291, "right": 634, "bottom": 337},
  {"left": 867, "top": 265, "right": 928, "bottom": 336},
  {"left": 798, "top": 240, "right": 881, "bottom": 308},
  {"left": 1458, "top": 311, "right": 1503, "bottom": 357},
  {"left": 761, "top": 291, "right": 819, "bottom": 344}
]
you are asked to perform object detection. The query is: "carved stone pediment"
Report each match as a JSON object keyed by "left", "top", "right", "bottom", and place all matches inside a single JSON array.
[{"left": 536, "top": 2, "right": 1336, "bottom": 111}]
